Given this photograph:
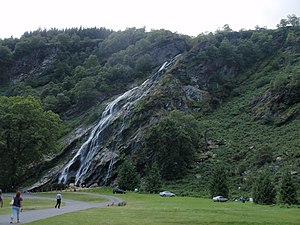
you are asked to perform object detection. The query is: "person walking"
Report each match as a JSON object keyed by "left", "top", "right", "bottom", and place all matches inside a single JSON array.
[
  {"left": 0, "top": 189, "right": 3, "bottom": 208},
  {"left": 55, "top": 192, "right": 62, "bottom": 208},
  {"left": 10, "top": 191, "right": 23, "bottom": 223}
]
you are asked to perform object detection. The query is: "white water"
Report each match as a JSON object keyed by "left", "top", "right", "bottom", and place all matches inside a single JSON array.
[{"left": 58, "top": 55, "right": 180, "bottom": 185}]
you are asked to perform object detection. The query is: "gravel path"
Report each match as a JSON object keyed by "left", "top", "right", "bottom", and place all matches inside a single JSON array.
[{"left": 0, "top": 193, "right": 125, "bottom": 224}]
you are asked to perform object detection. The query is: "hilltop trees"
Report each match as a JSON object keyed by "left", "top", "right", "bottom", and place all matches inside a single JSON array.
[
  {"left": 0, "top": 96, "right": 61, "bottom": 190},
  {"left": 277, "top": 14, "right": 300, "bottom": 27},
  {"left": 0, "top": 45, "right": 12, "bottom": 84}
]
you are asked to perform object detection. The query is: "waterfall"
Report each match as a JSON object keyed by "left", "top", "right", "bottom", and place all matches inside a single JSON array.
[{"left": 58, "top": 55, "right": 180, "bottom": 185}]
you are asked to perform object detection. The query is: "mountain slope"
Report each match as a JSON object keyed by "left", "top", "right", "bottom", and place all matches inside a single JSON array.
[{"left": 1, "top": 25, "right": 300, "bottom": 195}]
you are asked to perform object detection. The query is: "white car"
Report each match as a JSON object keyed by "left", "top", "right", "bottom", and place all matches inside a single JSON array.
[
  {"left": 159, "top": 191, "right": 175, "bottom": 197},
  {"left": 212, "top": 196, "right": 228, "bottom": 202}
]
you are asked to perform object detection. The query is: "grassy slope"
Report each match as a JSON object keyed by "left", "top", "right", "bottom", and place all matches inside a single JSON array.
[
  {"left": 26, "top": 189, "right": 300, "bottom": 225},
  {"left": 163, "top": 60, "right": 300, "bottom": 197},
  {"left": 200, "top": 62, "right": 300, "bottom": 193}
]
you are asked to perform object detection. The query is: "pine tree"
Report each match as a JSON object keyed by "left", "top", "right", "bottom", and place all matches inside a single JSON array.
[
  {"left": 252, "top": 170, "right": 276, "bottom": 205},
  {"left": 279, "top": 171, "right": 298, "bottom": 205}
]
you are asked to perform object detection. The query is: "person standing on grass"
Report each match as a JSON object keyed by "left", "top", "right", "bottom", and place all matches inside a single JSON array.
[
  {"left": 55, "top": 192, "right": 62, "bottom": 208},
  {"left": 10, "top": 191, "right": 23, "bottom": 224}
]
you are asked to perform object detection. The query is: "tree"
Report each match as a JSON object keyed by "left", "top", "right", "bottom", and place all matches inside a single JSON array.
[
  {"left": 135, "top": 54, "right": 152, "bottom": 75},
  {"left": 277, "top": 19, "right": 289, "bottom": 28},
  {"left": 117, "top": 159, "right": 139, "bottom": 191},
  {"left": 0, "top": 96, "right": 61, "bottom": 190},
  {"left": 252, "top": 170, "right": 276, "bottom": 205},
  {"left": 0, "top": 45, "right": 13, "bottom": 83},
  {"left": 277, "top": 14, "right": 300, "bottom": 27},
  {"left": 279, "top": 171, "right": 298, "bottom": 205},
  {"left": 287, "top": 14, "right": 300, "bottom": 27},
  {"left": 72, "top": 77, "right": 99, "bottom": 109},
  {"left": 144, "top": 111, "right": 199, "bottom": 180},
  {"left": 209, "top": 164, "right": 229, "bottom": 198},
  {"left": 144, "top": 162, "right": 162, "bottom": 193},
  {"left": 218, "top": 38, "right": 237, "bottom": 65}
]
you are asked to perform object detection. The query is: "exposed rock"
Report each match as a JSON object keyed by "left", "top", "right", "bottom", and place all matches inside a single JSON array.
[
  {"left": 291, "top": 171, "right": 298, "bottom": 175},
  {"left": 276, "top": 156, "right": 283, "bottom": 164},
  {"left": 26, "top": 54, "right": 196, "bottom": 190},
  {"left": 183, "top": 85, "right": 209, "bottom": 101}
]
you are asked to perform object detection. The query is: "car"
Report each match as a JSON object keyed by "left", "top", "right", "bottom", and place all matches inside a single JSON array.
[
  {"left": 113, "top": 188, "right": 126, "bottom": 194},
  {"left": 159, "top": 191, "right": 175, "bottom": 197},
  {"left": 212, "top": 196, "right": 228, "bottom": 202}
]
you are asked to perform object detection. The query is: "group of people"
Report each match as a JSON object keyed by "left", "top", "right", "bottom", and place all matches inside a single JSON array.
[{"left": 0, "top": 189, "right": 62, "bottom": 223}]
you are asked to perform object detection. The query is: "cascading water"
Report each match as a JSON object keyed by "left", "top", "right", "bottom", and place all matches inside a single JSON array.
[{"left": 58, "top": 55, "right": 180, "bottom": 186}]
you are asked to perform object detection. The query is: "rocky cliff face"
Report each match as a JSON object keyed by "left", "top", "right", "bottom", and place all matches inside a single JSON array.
[{"left": 26, "top": 54, "right": 202, "bottom": 190}]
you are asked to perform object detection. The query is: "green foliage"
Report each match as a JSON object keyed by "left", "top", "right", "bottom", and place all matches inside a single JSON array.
[
  {"left": 0, "top": 44, "right": 13, "bottom": 83},
  {"left": 253, "top": 145, "right": 274, "bottom": 167},
  {"left": 72, "top": 76, "right": 99, "bottom": 108},
  {"left": 218, "top": 38, "right": 238, "bottom": 65},
  {"left": 252, "top": 170, "right": 276, "bottom": 205},
  {"left": 209, "top": 164, "right": 229, "bottom": 198},
  {"left": 0, "top": 27, "right": 190, "bottom": 116},
  {"left": 143, "top": 162, "right": 162, "bottom": 193},
  {"left": 277, "top": 14, "right": 300, "bottom": 27},
  {"left": 0, "top": 96, "right": 62, "bottom": 190},
  {"left": 135, "top": 53, "right": 152, "bottom": 75},
  {"left": 117, "top": 158, "right": 140, "bottom": 191},
  {"left": 279, "top": 171, "right": 298, "bottom": 205},
  {"left": 98, "top": 27, "right": 146, "bottom": 59},
  {"left": 144, "top": 111, "right": 199, "bottom": 180}
]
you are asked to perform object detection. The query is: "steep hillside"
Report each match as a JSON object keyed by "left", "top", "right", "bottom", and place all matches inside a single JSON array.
[{"left": 1, "top": 24, "right": 300, "bottom": 196}]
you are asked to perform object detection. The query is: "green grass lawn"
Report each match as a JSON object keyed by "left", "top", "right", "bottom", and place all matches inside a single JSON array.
[
  {"left": 0, "top": 196, "right": 53, "bottom": 215},
  {"left": 34, "top": 191, "right": 107, "bottom": 202},
  {"left": 0, "top": 191, "right": 106, "bottom": 215},
  {"left": 26, "top": 189, "right": 300, "bottom": 225}
]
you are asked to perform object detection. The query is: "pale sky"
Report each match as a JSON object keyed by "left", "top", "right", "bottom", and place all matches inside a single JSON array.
[{"left": 1, "top": 0, "right": 300, "bottom": 39}]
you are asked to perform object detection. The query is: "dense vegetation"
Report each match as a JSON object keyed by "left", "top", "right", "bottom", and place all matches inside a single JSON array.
[
  {"left": 0, "top": 27, "right": 188, "bottom": 117},
  {"left": 0, "top": 15, "right": 300, "bottom": 205},
  {"left": 0, "top": 96, "right": 61, "bottom": 189}
]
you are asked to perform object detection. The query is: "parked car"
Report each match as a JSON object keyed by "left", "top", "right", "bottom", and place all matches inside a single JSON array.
[
  {"left": 212, "top": 196, "right": 228, "bottom": 202},
  {"left": 159, "top": 191, "right": 175, "bottom": 197},
  {"left": 113, "top": 188, "right": 126, "bottom": 194}
]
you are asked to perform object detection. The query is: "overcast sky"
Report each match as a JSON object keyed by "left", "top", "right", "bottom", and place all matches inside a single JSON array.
[{"left": 1, "top": 0, "right": 300, "bottom": 39}]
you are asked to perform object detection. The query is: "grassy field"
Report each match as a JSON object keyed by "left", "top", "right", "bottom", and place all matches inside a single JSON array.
[
  {"left": 24, "top": 189, "right": 300, "bottom": 225},
  {"left": 0, "top": 191, "right": 106, "bottom": 216},
  {"left": 0, "top": 196, "right": 53, "bottom": 215},
  {"left": 34, "top": 191, "right": 107, "bottom": 202}
]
